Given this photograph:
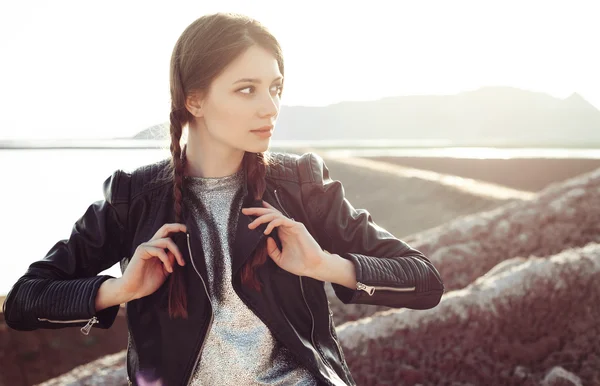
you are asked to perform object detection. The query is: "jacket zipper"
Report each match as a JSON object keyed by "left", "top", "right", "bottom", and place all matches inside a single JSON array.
[
  {"left": 274, "top": 188, "right": 294, "bottom": 220},
  {"left": 299, "top": 275, "right": 338, "bottom": 378},
  {"left": 37, "top": 315, "right": 98, "bottom": 335},
  {"left": 276, "top": 186, "right": 415, "bottom": 383},
  {"left": 328, "top": 309, "right": 346, "bottom": 368},
  {"left": 356, "top": 282, "right": 416, "bottom": 295},
  {"left": 184, "top": 232, "right": 214, "bottom": 386},
  {"left": 126, "top": 332, "right": 133, "bottom": 385},
  {"left": 275, "top": 187, "right": 338, "bottom": 380}
]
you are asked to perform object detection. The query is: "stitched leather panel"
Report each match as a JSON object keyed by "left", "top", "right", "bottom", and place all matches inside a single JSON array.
[
  {"left": 128, "top": 152, "right": 313, "bottom": 195},
  {"left": 301, "top": 152, "right": 321, "bottom": 184},
  {"left": 350, "top": 253, "right": 440, "bottom": 292},
  {"left": 129, "top": 157, "right": 171, "bottom": 199},
  {"left": 266, "top": 152, "right": 301, "bottom": 182}
]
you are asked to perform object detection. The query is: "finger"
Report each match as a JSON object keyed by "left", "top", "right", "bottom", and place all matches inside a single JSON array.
[
  {"left": 264, "top": 218, "right": 287, "bottom": 235},
  {"left": 242, "top": 207, "right": 273, "bottom": 215},
  {"left": 267, "top": 216, "right": 298, "bottom": 234},
  {"left": 148, "top": 238, "right": 185, "bottom": 266},
  {"left": 262, "top": 200, "right": 275, "bottom": 209},
  {"left": 248, "top": 213, "right": 278, "bottom": 229},
  {"left": 152, "top": 223, "right": 187, "bottom": 241},
  {"left": 266, "top": 237, "right": 281, "bottom": 261},
  {"left": 144, "top": 246, "right": 174, "bottom": 273},
  {"left": 151, "top": 223, "right": 185, "bottom": 241}
]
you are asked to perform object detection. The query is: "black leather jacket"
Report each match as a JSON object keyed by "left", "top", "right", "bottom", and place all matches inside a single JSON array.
[{"left": 3, "top": 151, "right": 445, "bottom": 386}]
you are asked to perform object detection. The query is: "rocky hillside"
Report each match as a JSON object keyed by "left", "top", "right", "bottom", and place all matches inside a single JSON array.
[
  {"left": 326, "top": 160, "right": 600, "bottom": 322},
  {"left": 337, "top": 243, "right": 600, "bottom": 385}
]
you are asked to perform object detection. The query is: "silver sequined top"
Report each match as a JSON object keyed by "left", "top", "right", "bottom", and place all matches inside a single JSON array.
[{"left": 182, "top": 166, "right": 318, "bottom": 386}]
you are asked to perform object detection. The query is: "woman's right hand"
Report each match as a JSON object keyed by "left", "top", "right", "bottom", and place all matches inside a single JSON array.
[{"left": 119, "top": 223, "right": 187, "bottom": 301}]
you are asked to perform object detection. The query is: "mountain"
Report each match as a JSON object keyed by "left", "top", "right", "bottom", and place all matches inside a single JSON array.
[{"left": 133, "top": 87, "right": 600, "bottom": 146}]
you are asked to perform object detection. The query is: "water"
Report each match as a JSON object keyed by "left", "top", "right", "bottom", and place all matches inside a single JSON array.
[
  {"left": 2, "top": 146, "right": 600, "bottom": 295},
  {"left": 0, "top": 148, "right": 171, "bottom": 295},
  {"left": 320, "top": 147, "right": 600, "bottom": 159}
]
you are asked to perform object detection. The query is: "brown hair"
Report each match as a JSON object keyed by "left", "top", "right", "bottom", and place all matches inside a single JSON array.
[{"left": 166, "top": 12, "right": 284, "bottom": 319}]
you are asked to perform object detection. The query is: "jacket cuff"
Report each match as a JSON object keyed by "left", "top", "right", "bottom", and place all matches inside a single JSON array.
[
  {"left": 89, "top": 275, "right": 121, "bottom": 329},
  {"left": 33, "top": 275, "right": 120, "bottom": 329},
  {"left": 330, "top": 252, "right": 445, "bottom": 309},
  {"left": 330, "top": 253, "right": 364, "bottom": 304}
]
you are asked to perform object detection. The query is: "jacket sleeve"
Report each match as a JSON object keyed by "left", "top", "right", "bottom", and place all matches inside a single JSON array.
[
  {"left": 2, "top": 169, "right": 131, "bottom": 332},
  {"left": 300, "top": 152, "right": 444, "bottom": 309}
]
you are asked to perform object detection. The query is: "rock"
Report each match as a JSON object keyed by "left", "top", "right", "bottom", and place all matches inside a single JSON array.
[
  {"left": 541, "top": 366, "right": 583, "bottom": 386},
  {"left": 406, "top": 167, "right": 600, "bottom": 291},
  {"left": 334, "top": 243, "right": 600, "bottom": 385},
  {"left": 37, "top": 351, "right": 128, "bottom": 386},
  {"left": 328, "top": 166, "right": 600, "bottom": 326},
  {"left": 0, "top": 308, "right": 128, "bottom": 386}
]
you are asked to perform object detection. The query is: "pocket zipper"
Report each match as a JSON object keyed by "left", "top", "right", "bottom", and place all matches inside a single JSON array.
[
  {"left": 356, "top": 282, "right": 416, "bottom": 295},
  {"left": 37, "top": 315, "right": 99, "bottom": 335}
]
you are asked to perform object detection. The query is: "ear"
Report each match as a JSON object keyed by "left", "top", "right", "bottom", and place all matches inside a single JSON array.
[{"left": 185, "top": 91, "right": 205, "bottom": 118}]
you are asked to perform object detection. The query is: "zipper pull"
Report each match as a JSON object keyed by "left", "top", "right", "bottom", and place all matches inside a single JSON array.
[
  {"left": 356, "top": 282, "right": 375, "bottom": 296},
  {"left": 80, "top": 316, "right": 98, "bottom": 335}
]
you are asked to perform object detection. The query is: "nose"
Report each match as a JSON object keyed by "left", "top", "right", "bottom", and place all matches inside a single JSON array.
[{"left": 258, "top": 92, "right": 279, "bottom": 120}]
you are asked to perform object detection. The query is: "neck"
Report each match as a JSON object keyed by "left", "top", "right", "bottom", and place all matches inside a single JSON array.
[{"left": 185, "top": 126, "right": 245, "bottom": 178}]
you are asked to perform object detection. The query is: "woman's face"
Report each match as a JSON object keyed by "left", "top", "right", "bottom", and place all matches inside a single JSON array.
[{"left": 187, "top": 44, "right": 283, "bottom": 154}]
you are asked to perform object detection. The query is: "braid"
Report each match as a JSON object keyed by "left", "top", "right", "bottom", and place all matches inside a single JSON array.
[
  {"left": 164, "top": 11, "right": 285, "bottom": 312},
  {"left": 240, "top": 151, "right": 269, "bottom": 292},
  {"left": 168, "top": 108, "right": 188, "bottom": 319}
]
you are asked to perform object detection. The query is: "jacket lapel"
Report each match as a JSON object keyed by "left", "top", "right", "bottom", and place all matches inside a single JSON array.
[
  {"left": 231, "top": 197, "right": 269, "bottom": 276},
  {"left": 183, "top": 165, "right": 270, "bottom": 281}
]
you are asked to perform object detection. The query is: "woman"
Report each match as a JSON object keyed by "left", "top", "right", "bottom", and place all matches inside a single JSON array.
[{"left": 3, "top": 12, "right": 444, "bottom": 386}]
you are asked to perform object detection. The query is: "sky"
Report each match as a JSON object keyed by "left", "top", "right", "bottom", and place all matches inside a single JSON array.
[{"left": 0, "top": 0, "right": 598, "bottom": 140}]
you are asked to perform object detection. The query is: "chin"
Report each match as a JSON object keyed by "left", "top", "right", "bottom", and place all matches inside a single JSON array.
[{"left": 245, "top": 141, "right": 271, "bottom": 154}]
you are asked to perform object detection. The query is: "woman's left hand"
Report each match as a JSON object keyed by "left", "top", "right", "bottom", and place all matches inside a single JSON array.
[{"left": 242, "top": 200, "right": 326, "bottom": 277}]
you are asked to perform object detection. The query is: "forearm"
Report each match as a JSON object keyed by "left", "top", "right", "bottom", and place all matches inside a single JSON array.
[
  {"left": 4, "top": 275, "right": 122, "bottom": 331},
  {"left": 310, "top": 251, "right": 357, "bottom": 289},
  {"left": 95, "top": 278, "right": 132, "bottom": 312}
]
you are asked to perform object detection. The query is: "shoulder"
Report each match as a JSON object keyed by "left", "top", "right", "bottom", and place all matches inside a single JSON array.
[
  {"left": 104, "top": 152, "right": 330, "bottom": 202},
  {"left": 103, "top": 157, "right": 173, "bottom": 204},
  {"left": 266, "top": 151, "right": 327, "bottom": 185}
]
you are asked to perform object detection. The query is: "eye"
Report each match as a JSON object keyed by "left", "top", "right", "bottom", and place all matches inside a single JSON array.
[
  {"left": 272, "top": 84, "right": 283, "bottom": 97},
  {"left": 238, "top": 84, "right": 283, "bottom": 96},
  {"left": 239, "top": 86, "right": 254, "bottom": 94}
]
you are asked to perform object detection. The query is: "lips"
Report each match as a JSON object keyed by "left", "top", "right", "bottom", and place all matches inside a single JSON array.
[{"left": 251, "top": 125, "right": 274, "bottom": 132}]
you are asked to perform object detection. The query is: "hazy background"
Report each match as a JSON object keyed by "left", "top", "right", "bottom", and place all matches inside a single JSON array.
[{"left": 1, "top": 0, "right": 599, "bottom": 140}]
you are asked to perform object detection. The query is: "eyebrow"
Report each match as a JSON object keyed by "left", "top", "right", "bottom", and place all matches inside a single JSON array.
[{"left": 233, "top": 76, "right": 283, "bottom": 84}]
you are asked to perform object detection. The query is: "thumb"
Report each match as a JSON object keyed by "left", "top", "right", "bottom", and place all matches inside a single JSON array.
[{"left": 266, "top": 237, "right": 282, "bottom": 261}]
